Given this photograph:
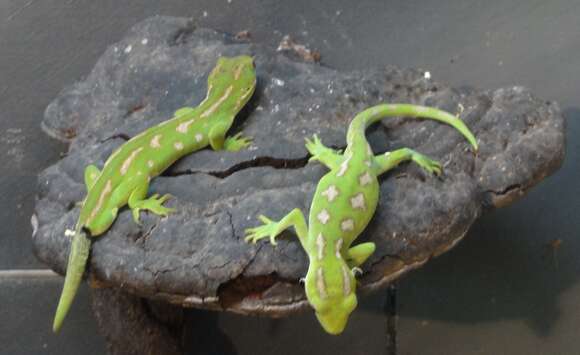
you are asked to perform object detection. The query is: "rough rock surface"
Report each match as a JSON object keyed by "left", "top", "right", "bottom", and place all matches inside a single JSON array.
[{"left": 33, "top": 16, "right": 565, "bottom": 316}]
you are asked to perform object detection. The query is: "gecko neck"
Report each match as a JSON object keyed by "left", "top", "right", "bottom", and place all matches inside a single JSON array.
[{"left": 192, "top": 82, "right": 250, "bottom": 125}]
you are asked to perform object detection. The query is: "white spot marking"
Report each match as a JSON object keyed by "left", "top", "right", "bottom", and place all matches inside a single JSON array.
[
  {"left": 120, "top": 147, "right": 144, "bottom": 175},
  {"left": 424, "top": 71, "right": 431, "bottom": 79},
  {"left": 335, "top": 238, "right": 343, "bottom": 258},
  {"left": 317, "top": 209, "right": 330, "bottom": 225},
  {"left": 201, "top": 85, "right": 233, "bottom": 118},
  {"left": 89, "top": 179, "right": 112, "bottom": 221},
  {"left": 124, "top": 45, "right": 132, "bottom": 53},
  {"left": 141, "top": 38, "right": 148, "bottom": 45},
  {"left": 350, "top": 193, "right": 366, "bottom": 210},
  {"left": 321, "top": 185, "right": 339, "bottom": 202},
  {"left": 316, "top": 233, "right": 325, "bottom": 260},
  {"left": 337, "top": 154, "right": 352, "bottom": 177},
  {"left": 174, "top": 141, "right": 184, "bottom": 150},
  {"left": 341, "top": 219, "right": 354, "bottom": 232},
  {"left": 150, "top": 134, "right": 162, "bottom": 148},
  {"left": 195, "top": 133, "right": 203, "bottom": 142},
  {"left": 64, "top": 229, "right": 75, "bottom": 237},
  {"left": 177, "top": 120, "right": 195, "bottom": 133},
  {"left": 234, "top": 64, "right": 244, "bottom": 80},
  {"left": 359, "top": 171, "right": 373, "bottom": 186},
  {"left": 317, "top": 267, "right": 328, "bottom": 299},
  {"left": 147, "top": 160, "right": 154, "bottom": 168},
  {"left": 342, "top": 265, "right": 352, "bottom": 296}
]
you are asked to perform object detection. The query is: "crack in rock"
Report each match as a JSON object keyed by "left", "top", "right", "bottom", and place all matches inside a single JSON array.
[{"left": 164, "top": 154, "right": 310, "bottom": 179}]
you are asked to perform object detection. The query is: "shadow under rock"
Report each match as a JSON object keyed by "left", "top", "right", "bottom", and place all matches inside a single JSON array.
[{"left": 183, "top": 309, "right": 238, "bottom": 355}]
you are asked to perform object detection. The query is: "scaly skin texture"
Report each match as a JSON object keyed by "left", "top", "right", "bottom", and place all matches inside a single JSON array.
[
  {"left": 53, "top": 56, "right": 256, "bottom": 332},
  {"left": 245, "top": 104, "right": 478, "bottom": 334}
]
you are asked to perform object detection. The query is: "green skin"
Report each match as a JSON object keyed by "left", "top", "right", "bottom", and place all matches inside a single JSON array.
[
  {"left": 245, "top": 104, "right": 478, "bottom": 335},
  {"left": 53, "top": 56, "right": 257, "bottom": 332}
]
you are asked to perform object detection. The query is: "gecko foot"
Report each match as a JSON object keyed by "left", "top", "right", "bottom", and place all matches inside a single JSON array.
[
  {"left": 305, "top": 134, "right": 340, "bottom": 162},
  {"left": 244, "top": 215, "right": 282, "bottom": 246},
  {"left": 131, "top": 193, "right": 175, "bottom": 224},
  {"left": 224, "top": 133, "right": 252, "bottom": 152},
  {"left": 412, "top": 153, "right": 442, "bottom": 176}
]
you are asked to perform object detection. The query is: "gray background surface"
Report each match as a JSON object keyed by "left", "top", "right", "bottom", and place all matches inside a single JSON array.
[{"left": 1, "top": 1, "right": 578, "bottom": 354}]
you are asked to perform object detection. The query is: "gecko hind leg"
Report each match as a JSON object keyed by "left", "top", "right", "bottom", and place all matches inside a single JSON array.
[
  {"left": 346, "top": 242, "right": 376, "bottom": 269},
  {"left": 128, "top": 181, "right": 175, "bottom": 224},
  {"left": 244, "top": 208, "right": 308, "bottom": 248},
  {"left": 373, "top": 148, "right": 442, "bottom": 176},
  {"left": 73, "top": 164, "right": 101, "bottom": 207},
  {"left": 305, "top": 134, "right": 343, "bottom": 170}
]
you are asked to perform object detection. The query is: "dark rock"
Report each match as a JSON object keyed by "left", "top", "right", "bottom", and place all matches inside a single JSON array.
[{"left": 33, "top": 16, "right": 565, "bottom": 317}]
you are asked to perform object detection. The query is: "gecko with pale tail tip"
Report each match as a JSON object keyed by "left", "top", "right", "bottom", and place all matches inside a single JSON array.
[
  {"left": 245, "top": 104, "right": 477, "bottom": 334},
  {"left": 53, "top": 55, "right": 256, "bottom": 332}
]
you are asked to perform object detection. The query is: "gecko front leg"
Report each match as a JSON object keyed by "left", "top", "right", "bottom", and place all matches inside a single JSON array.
[
  {"left": 126, "top": 177, "right": 175, "bottom": 224},
  {"left": 245, "top": 208, "right": 308, "bottom": 248},
  {"left": 209, "top": 122, "right": 252, "bottom": 152},
  {"left": 373, "top": 147, "right": 442, "bottom": 176},
  {"left": 305, "top": 134, "right": 343, "bottom": 170}
]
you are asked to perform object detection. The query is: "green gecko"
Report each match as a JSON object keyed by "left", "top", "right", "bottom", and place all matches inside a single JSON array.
[
  {"left": 245, "top": 104, "right": 478, "bottom": 334},
  {"left": 53, "top": 55, "right": 256, "bottom": 332}
]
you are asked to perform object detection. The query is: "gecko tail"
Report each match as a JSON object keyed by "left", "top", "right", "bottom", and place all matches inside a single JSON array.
[
  {"left": 53, "top": 228, "right": 91, "bottom": 333},
  {"left": 350, "top": 104, "right": 479, "bottom": 152}
]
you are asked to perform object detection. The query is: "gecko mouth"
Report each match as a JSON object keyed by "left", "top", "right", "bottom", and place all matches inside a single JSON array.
[{"left": 315, "top": 311, "right": 350, "bottom": 335}]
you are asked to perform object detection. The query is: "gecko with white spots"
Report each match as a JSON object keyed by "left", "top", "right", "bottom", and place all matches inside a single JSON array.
[
  {"left": 53, "top": 56, "right": 256, "bottom": 332},
  {"left": 245, "top": 104, "right": 478, "bottom": 334}
]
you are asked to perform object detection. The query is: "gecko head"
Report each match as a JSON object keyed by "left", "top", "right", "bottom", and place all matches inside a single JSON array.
[
  {"left": 208, "top": 56, "right": 256, "bottom": 100},
  {"left": 304, "top": 261, "right": 358, "bottom": 335}
]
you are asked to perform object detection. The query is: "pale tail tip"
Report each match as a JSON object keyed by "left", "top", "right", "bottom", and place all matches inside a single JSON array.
[
  {"left": 52, "top": 322, "right": 61, "bottom": 333},
  {"left": 53, "top": 312, "right": 64, "bottom": 333}
]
